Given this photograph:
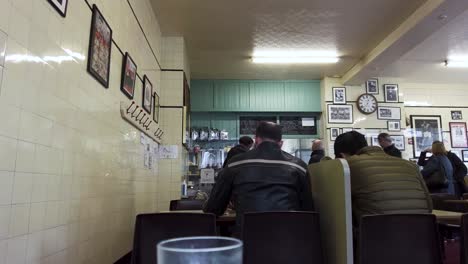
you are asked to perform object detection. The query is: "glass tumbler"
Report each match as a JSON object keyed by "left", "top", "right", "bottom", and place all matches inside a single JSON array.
[{"left": 157, "top": 236, "right": 243, "bottom": 264}]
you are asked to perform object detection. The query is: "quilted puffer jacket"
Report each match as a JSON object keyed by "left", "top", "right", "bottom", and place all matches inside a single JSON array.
[{"left": 347, "top": 147, "right": 432, "bottom": 224}]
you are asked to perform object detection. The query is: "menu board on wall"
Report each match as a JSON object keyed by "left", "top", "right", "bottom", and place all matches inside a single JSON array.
[
  {"left": 280, "top": 116, "right": 317, "bottom": 135},
  {"left": 240, "top": 116, "right": 277, "bottom": 135}
]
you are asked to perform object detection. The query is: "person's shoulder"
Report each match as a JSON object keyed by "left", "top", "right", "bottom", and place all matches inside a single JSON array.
[{"left": 282, "top": 151, "right": 308, "bottom": 168}]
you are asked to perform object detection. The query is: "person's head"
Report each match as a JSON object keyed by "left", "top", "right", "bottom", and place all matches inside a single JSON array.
[
  {"left": 312, "top": 139, "right": 324, "bottom": 151},
  {"left": 239, "top": 136, "right": 254, "bottom": 149},
  {"left": 431, "top": 141, "right": 447, "bottom": 156},
  {"left": 377, "top": 133, "right": 393, "bottom": 148},
  {"left": 334, "top": 131, "right": 368, "bottom": 159},
  {"left": 255, "top": 121, "right": 283, "bottom": 147}
]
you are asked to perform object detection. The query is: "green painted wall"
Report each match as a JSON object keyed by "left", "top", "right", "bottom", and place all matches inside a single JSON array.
[{"left": 191, "top": 80, "right": 321, "bottom": 112}]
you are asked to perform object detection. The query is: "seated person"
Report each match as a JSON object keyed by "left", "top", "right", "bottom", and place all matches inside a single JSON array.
[
  {"left": 204, "top": 122, "right": 314, "bottom": 233},
  {"left": 334, "top": 131, "right": 432, "bottom": 224},
  {"left": 308, "top": 139, "right": 325, "bottom": 164},
  {"left": 377, "top": 133, "right": 402, "bottom": 158},
  {"left": 223, "top": 136, "right": 253, "bottom": 168}
]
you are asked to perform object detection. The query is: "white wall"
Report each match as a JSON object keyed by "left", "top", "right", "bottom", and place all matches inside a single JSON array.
[{"left": 0, "top": 0, "right": 177, "bottom": 262}]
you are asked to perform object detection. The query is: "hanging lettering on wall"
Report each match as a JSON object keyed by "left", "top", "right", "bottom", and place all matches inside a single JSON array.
[
  {"left": 47, "top": 0, "right": 68, "bottom": 17},
  {"left": 87, "top": 4, "right": 113, "bottom": 88}
]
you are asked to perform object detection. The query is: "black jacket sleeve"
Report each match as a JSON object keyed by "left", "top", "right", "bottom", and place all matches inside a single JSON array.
[
  {"left": 203, "top": 169, "right": 234, "bottom": 216},
  {"left": 449, "top": 152, "right": 468, "bottom": 180},
  {"left": 299, "top": 171, "right": 314, "bottom": 211},
  {"left": 418, "top": 151, "right": 428, "bottom": 167},
  {"left": 308, "top": 150, "right": 325, "bottom": 165}
]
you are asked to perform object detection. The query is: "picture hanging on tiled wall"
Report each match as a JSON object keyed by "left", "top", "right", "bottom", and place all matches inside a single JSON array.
[
  {"left": 87, "top": 4, "right": 113, "bottom": 88},
  {"left": 120, "top": 52, "right": 138, "bottom": 99},
  {"left": 47, "top": 0, "right": 68, "bottom": 17}
]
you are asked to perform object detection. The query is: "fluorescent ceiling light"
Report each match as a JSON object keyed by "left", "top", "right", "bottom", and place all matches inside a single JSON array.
[
  {"left": 252, "top": 56, "right": 339, "bottom": 64},
  {"left": 252, "top": 49, "right": 339, "bottom": 64},
  {"left": 444, "top": 60, "right": 468, "bottom": 68}
]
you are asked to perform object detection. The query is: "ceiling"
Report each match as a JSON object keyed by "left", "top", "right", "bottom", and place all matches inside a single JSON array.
[
  {"left": 381, "top": 9, "right": 468, "bottom": 84},
  {"left": 150, "top": 0, "right": 427, "bottom": 80}
]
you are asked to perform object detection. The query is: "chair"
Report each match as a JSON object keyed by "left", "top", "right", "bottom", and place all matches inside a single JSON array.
[
  {"left": 131, "top": 213, "right": 216, "bottom": 264},
  {"left": 358, "top": 214, "right": 442, "bottom": 264},
  {"left": 169, "top": 199, "right": 205, "bottom": 211},
  {"left": 463, "top": 193, "right": 468, "bottom": 200},
  {"left": 431, "top": 194, "right": 459, "bottom": 210},
  {"left": 461, "top": 214, "right": 468, "bottom": 264},
  {"left": 241, "top": 212, "right": 324, "bottom": 264}
]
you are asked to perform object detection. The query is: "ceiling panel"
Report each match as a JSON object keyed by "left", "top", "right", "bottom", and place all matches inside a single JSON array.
[{"left": 151, "top": 0, "right": 426, "bottom": 79}]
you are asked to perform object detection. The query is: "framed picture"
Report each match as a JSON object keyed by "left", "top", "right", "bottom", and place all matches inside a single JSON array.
[
  {"left": 342, "top": 128, "right": 353, "bottom": 133},
  {"left": 366, "top": 78, "right": 379, "bottom": 94},
  {"left": 451, "top": 110, "right": 463, "bottom": 120},
  {"left": 332, "top": 87, "right": 346, "bottom": 104},
  {"left": 142, "top": 75, "right": 153, "bottom": 114},
  {"left": 462, "top": 150, "right": 468, "bottom": 162},
  {"left": 330, "top": 128, "right": 341, "bottom": 141},
  {"left": 377, "top": 107, "right": 401, "bottom": 120},
  {"left": 87, "top": 5, "right": 112, "bottom": 88},
  {"left": 442, "top": 131, "right": 452, "bottom": 151},
  {"left": 384, "top": 84, "right": 399, "bottom": 103},
  {"left": 47, "top": 0, "right": 68, "bottom": 17},
  {"left": 390, "top": 135, "right": 405, "bottom": 151},
  {"left": 388, "top": 121, "right": 401, "bottom": 132},
  {"left": 153, "top": 92, "right": 160, "bottom": 123},
  {"left": 328, "top": 104, "right": 353, "bottom": 124},
  {"left": 120, "top": 53, "right": 137, "bottom": 99},
  {"left": 370, "top": 136, "right": 379, "bottom": 147},
  {"left": 449, "top": 122, "right": 468, "bottom": 148},
  {"left": 410, "top": 115, "right": 443, "bottom": 158}
]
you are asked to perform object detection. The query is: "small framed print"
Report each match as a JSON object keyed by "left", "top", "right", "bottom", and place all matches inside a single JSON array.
[
  {"left": 384, "top": 84, "right": 399, "bottom": 103},
  {"left": 87, "top": 5, "right": 112, "bottom": 88},
  {"left": 342, "top": 128, "right": 353, "bottom": 133},
  {"left": 462, "top": 150, "right": 468, "bottom": 162},
  {"left": 142, "top": 75, "right": 153, "bottom": 114},
  {"left": 47, "top": 0, "right": 68, "bottom": 17},
  {"left": 366, "top": 78, "right": 379, "bottom": 94},
  {"left": 153, "top": 92, "right": 160, "bottom": 124},
  {"left": 451, "top": 110, "right": 463, "bottom": 120},
  {"left": 328, "top": 104, "right": 353, "bottom": 124},
  {"left": 330, "top": 128, "right": 341, "bottom": 141},
  {"left": 390, "top": 135, "right": 405, "bottom": 151},
  {"left": 388, "top": 121, "right": 401, "bottom": 132},
  {"left": 449, "top": 122, "right": 468, "bottom": 148},
  {"left": 370, "top": 136, "right": 379, "bottom": 147},
  {"left": 120, "top": 53, "right": 137, "bottom": 99},
  {"left": 333, "top": 87, "right": 346, "bottom": 104},
  {"left": 377, "top": 107, "right": 401, "bottom": 120}
]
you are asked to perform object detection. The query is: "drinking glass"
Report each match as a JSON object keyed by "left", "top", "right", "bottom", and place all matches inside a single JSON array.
[{"left": 157, "top": 236, "right": 243, "bottom": 264}]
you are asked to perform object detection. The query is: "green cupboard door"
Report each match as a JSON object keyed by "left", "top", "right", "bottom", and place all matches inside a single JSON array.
[
  {"left": 249, "top": 81, "right": 285, "bottom": 111},
  {"left": 284, "top": 81, "right": 321, "bottom": 112},
  {"left": 191, "top": 80, "right": 214, "bottom": 111}
]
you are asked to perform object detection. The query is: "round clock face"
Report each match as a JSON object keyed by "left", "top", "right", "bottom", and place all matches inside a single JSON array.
[{"left": 357, "top": 94, "right": 378, "bottom": 114}]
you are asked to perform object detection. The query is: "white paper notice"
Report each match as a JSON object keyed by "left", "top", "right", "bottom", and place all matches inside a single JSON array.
[
  {"left": 140, "top": 132, "right": 147, "bottom": 145},
  {"left": 200, "top": 168, "right": 215, "bottom": 184},
  {"left": 302, "top": 118, "right": 315, "bottom": 127},
  {"left": 159, "top": 145, "right": 178, "bottom": 159}
]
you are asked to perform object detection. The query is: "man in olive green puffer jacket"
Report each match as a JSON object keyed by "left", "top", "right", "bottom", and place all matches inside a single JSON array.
[{"left": 334, "top": 131, "right": 433, "bottom": 225}]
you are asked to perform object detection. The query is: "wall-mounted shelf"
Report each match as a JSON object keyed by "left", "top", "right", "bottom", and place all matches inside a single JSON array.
[{"left": 120, "top": 101, "right": 163, "bottom": 144}]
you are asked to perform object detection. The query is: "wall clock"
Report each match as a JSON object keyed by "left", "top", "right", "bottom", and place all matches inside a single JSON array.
[{"left": 357, "top": 94, "right": 378, "bottom": 114}]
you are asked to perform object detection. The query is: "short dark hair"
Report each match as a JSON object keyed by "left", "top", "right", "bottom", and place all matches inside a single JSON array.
[
  {"left": 334, "top": 131, "right": 368, "bottom": 158},
  {"left": 239, "top": 136, "right": 253, "bottom": 146},
  {"left": 377, "top": 133, "right": 391, "bottom": 142},
  {"left": 255, "top": 122, "right": 282, "bottom": 142}
]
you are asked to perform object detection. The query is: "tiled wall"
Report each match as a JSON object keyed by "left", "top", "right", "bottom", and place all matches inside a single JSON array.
[{"left": 0, "top": 0, "right": 169, "bottom": 263}]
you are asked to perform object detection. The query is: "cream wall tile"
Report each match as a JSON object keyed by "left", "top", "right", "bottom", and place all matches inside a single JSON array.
[
  {"left": 0, "top": 205, "right": 10, "bottom": 239},
  {"left": 6, "top": 235, "right": 27, "bottom": 264},
  {"left": 0, "top": 171, "right": 13, "bottom": 205},
  {"left": 26, "top": 231, "right": 44, "bottom": 263},
  {"left": 0, "top": 103, "right": 20, "bottom": 139},
  {"left": 29, "top": 203, "right": 46, "bottom": 234},
  {"left": 9, "top": 204, "right": 30, "bottom": 237},
  {"left": 31, "top": 174, "right": 48, "bottom": 203},
  {"left": 0, "top": 1, "right": 11, "bottom": 33},
  {"left": 0, "top": 136, "right": 17, "bottom": 171},
  {"left": 11, "top": 173, "right": 32, "bottom": 204},
  {"left": 0, "top": 239, "right": 6, "bottom": 264},
  {"left": 14, "top": 141, "right": 35, "bottom": 173},
  {"left": 0, "top": 30, "right": 6, "bottom": 66},
  {"left": 45, "top": 202, "right": 59, "bottom": 229},
  {"left": 7, "top": 6, "right": 30, "bottom": 48}
]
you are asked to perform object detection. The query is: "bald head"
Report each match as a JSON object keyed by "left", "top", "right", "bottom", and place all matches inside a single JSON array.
[{"left": 312, "top": 140, "right": 324, "bottom": 151}]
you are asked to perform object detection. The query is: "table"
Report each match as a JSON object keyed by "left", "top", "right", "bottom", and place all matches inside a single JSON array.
[{"left": 433, "top": 210, "right": 463, "bottom": 225}]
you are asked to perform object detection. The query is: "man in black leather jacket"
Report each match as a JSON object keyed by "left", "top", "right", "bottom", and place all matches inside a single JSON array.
[{"left": 204, "top": 122, "right": 314, "bottom": 233}]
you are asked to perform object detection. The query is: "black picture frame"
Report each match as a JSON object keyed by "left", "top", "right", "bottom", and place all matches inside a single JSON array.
[
  {"left": 153, "top": 92, "right": 160, "bottom": 124},
  {"left": 390, "top": 135, "right": 406, "bottom": 151},
  {"left": 366, "top": 78, "right": 379, "bottom": 94},
  {"left": 332, "top": 87, "right": 346, "bottom": 104},
  {"left": 377, "top": 107, "right": 401, "bottom": 120},
  {"left": 384, "top": 84, "right": 399, "bottom": 103},
  {"left": 120, "top": 52, "right": 137, "bottom": 99},
  {"left": 451, "top": 110, "right": 463, "bottom": 120},
  {"left": 327, "top": 104, "right": 354, "bottom": 124},
  {"left": 410, "top": 115, "right": 443, "bottom": 158},
  {"left": 142, "top": 75, "right": 153, "bottom": 114},
  {"left": 47, "top": 0, "right": 68, "bottom": 17},
  {"left": 87, "top": 4, "right": 112, "bottom": 88},
  {"left": 387, "top": 120, "right": 401, "bottom": 132},
  {"left": 462, "top": 150, "right": 468, "bottom": 162},
  {"left": 330, "top": 128, "right": 341, "bottom": 141}
]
